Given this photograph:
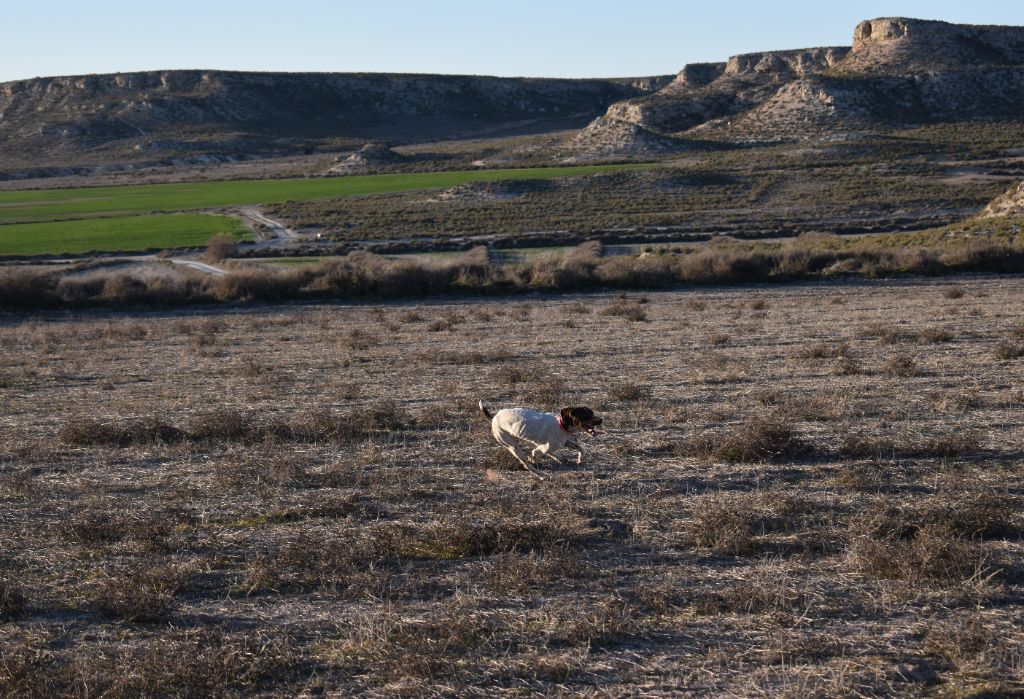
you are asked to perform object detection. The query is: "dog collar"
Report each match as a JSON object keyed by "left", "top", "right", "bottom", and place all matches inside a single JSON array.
[{"left": 557, "top": 415, "right": 570, "bottom": 432}]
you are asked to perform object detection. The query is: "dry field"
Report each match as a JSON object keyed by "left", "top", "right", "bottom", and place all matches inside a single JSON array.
[{"left": 1, "top": 276, "right": 1022, "bottom": 696}]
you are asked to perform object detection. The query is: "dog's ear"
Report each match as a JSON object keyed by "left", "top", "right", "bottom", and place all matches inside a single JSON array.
[
  {"left": 560, "top": 407, "right": 575, "bottom": 424},
  {"left": 565, "top": 407, "right": 594, "bottom": 425}
]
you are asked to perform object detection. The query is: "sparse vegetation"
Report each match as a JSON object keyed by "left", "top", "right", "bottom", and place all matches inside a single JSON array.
[
  {"left": 6, "top": 236, "right": 1024, "bottom": 311},
  {"left": 1, "top": 275, "right": 1022, "bottom": 696}
]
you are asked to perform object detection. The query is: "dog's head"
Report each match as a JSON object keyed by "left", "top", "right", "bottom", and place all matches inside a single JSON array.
[{"left": 560, "top": 407, "right": 603, "bottom": 436}]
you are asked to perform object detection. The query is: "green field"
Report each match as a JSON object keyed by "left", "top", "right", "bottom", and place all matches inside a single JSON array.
[
  {"left": 0, "top": 165, "right": 650, "bottom": 225},
  {"left": 0, "top": 214, "right": 249, "bottom": 256}
]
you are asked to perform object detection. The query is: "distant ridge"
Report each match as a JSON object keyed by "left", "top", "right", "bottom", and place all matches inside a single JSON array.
[
  {"left": 0, "top": 70, "right": 671, "bottom": 175},
  {"left": 4, "top": 17, "right": 1024, "bottom": 176},
  {"left": 569, "top": 17, "right": 1024, "bottom": 156}
]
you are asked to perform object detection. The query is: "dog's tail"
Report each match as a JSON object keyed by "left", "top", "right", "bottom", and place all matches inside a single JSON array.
[{"left": 478, "top": 400, "right": 495, "bottom": 421}]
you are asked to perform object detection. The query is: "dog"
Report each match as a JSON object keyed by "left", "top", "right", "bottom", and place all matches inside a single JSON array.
[{"left": 479, "top": 400, "right": 603, "bottom": 480}]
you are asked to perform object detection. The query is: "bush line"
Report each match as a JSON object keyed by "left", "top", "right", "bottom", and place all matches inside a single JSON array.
[{"left": 4, "top": 239, "right": 1024, "bottom": 311}]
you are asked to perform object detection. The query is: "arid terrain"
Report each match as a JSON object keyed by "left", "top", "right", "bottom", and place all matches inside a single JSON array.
[
  {"left": 1, "top": 277, "right": 1022, "bottom": 696},
  {"left": 1, "top": 14, "right": 1023, "bottom": 698}
]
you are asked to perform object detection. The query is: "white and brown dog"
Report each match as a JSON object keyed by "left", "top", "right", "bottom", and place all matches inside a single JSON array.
[{"left": 479, "top": 400, "right": 603, "bottom": 480}]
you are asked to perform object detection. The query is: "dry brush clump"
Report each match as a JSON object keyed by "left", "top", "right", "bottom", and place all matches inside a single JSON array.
[
  {"left": 992, "top": 340, "right": 1024, "bottom": 360},
  {"left": 57, "top": 416, "right": 186, "bottom": 447},
  {"left": 847, "top": 526, "right": 990, "bottom": 585},
  {"left": 922, "top": 617, "right": 1023, "bottom": 688},
  {"left": 0, "top": 628, "right": 304, "bottom": 697},
  {"left": 685, "top": 494, "right": 760, "bottom": 555},
  {"left": 58, "top": 401, "right": 414, "bottom": 449},
  {"left": 246, "top": 510, "right": 588, "bottom": 595},
  {"left": 839, "top": 429, "right": 980, "bottom": 459},
  {"left": 845, "top": 493, "right": 1016, "bottom": 586},
  {"left": 679, "top": 414, "right": 812, "bottom": 463},
  {"left": 203, "top": 233, "right": 240, "bottom": 262},
  {"left": 0, "top": 581, "right": 27, "bottom": 621},
  {"left": 90, "top": 565, "right": 184, "bottom": 622}
]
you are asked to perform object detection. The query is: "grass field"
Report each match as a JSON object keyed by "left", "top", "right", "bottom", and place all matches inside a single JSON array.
[
  {"left": 0, "top": 165, "right": 651, "bottom": 225},
  {"left": 0, "top": 214, "right": 250, "bottom": 256},
  {"left": 1, "top": 277, "right": 1021, "bottom": 695}
]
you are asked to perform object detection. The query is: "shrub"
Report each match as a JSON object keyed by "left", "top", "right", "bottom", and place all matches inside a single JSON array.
[
  {"left": 58, "top": 417, "right": 186, "bottom": 447},
  {"left": 993, "top": 341, "right": 1024, "bottom": 360},
  {"left": 0, "top": 270, "right": 61, "bottom": 309},
  {"left": 186, "top": 408, "right": 252, "bottom": 442},
  {"left": 686, "top": 495, "right": 757, "bottom": 555},
  {"left": 922, "top": 491, "right": 1017, "bottom": 538},
  {"left": 607, "top": 382, "right": 651, "bottom": 402},
  {"left": 64, "top": 509, "right": 130, "bottom": 546},
  {"left": 883, "top": 354, "right": 921, "bottom": 377},
  {"left": 796, "top": 342, "right": 850, "bottom": 359},
  {"left": 92, "top": 566, "right": 182, "bottom": 622},
  {"left": 847, "top": 526, "right": 988, "bottom": 584},
  {"left": 680, "top": 415, "right": 810, "bottom": 463},
  {"left": 0, "top": 581, "right": 26, "bottom": 621},
  {"left": 204, "top": 234, "right": 239, "bottom": 262},
  {"left": 839, "top": 430, "right": 979, "bottom": 459},
  {"left": 599, "top": 302, "right": 647, "bottom": 321},
  {"left": 212, "top": 269, "right": 307, "bottom": 302}
]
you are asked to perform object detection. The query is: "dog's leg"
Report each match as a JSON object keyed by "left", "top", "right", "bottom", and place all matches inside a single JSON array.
[
  {"left": 497, "top": 439, "right": 547, "bottom": 480},
  {"left": 566, "top": 438, "right": 584, "bottom": 465},
  {"left": 506, "top": 446, "right": 546, "bottom": 480},
  {"left": 531, "top": 444, "right": 562, "bottom": 466},
  {"left": 492, "top": 426, "right": 548, "bottom": 481}
]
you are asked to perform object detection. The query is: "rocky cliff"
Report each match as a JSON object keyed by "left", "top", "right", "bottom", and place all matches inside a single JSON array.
[
  {"left": 570, "top": 17, "right": 1024, "bottom": 157},
  {"left": 0, "top": 70, "right": 671, "bottom": 172},
  {"left": 844, "top": 18, "right": 1024, "bottom": 74}
]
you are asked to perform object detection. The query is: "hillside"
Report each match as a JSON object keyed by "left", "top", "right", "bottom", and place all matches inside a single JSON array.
[
  {"left": 3, "top": 17, "right": 1024, "bottom": 182},
  {"left": 571, "top": 18, "right": 1024, "bottom": 155},
  {"left": 0, "top": 71, "right": 670, "bottom": 177}
]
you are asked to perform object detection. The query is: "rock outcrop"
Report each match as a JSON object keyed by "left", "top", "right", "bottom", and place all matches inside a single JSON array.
[
  {"left": 982, "top": 180, "right": 1024, "bottom": 218},
  {"left": 328, "top": 142, "right": 405, "bottom": 173},
  {"left": 843, "top": 18, "right": 1024, "bottom": 74},
  {"left": 563, "top": 117, "right": 693, "bottom": 161},
  {"left": 567, "top": 17, "right": 1024, "bottom": 156}
]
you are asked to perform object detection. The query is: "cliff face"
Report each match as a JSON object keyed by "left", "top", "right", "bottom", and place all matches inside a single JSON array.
[
  {"left": 844, "top": 18, "right": 1024, "bottom": 74},
  {"left": 568, "top": 17, "right": 1024, "bottom": 157},
  {"left": 0, "top": 70, "right": 671, "bottom": 171}
]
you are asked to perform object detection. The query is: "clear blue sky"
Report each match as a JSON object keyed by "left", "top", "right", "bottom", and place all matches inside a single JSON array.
[{"left": 4, "top": 1, "right": 1024, "bottom": 83}]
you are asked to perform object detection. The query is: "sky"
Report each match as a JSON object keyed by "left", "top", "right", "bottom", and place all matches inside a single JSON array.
[{"left": 3, "top": 1, "right": 1024, "bottom": 83}]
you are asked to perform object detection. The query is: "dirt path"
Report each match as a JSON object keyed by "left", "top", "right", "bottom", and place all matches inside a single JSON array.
[
  {"left": 168, "top": 258, "right": 227, "bottom": 276},
  {"left": 236, "top": 206, "right": 299, "bottom": 245}
]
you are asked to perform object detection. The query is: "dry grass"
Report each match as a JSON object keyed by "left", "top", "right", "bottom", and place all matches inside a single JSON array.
[
  {"left": 679, "top": 413, "right": 811, "bottom": 463},
  {"left": 1, "top": 276, "right": 1022, "bottom": 696}
]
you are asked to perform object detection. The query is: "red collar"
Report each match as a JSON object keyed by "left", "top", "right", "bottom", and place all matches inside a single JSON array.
[{"left": 557, "top": 415, "right": 571, "bottom": 432}]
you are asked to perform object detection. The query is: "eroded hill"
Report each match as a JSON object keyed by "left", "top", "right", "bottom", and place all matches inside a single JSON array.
[
  {"left": 570, "top": 18, "right": 1024, "bottom": 157},
  {"left": 0, "top": 71, "right": 670, "bottom": 177}
]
